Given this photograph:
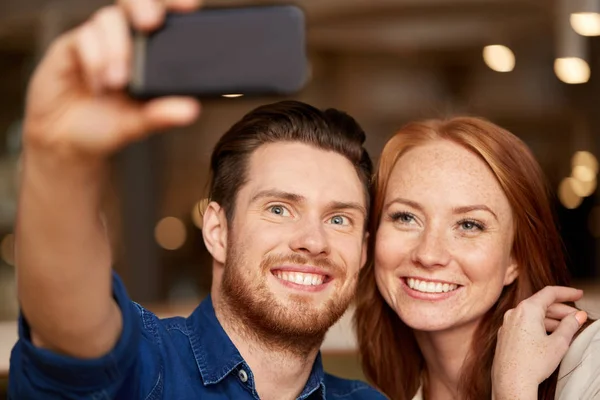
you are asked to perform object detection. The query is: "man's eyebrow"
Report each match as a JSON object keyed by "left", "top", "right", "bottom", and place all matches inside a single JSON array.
[
  {"left": 327, "top": 201, "right": 367, "bottom": 218},
  {"left": 250, "top": 190, "right": 306, "bottom": 204}
]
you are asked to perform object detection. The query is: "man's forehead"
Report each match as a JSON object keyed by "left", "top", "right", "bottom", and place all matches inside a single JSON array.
[{"left": 243, "top": 142, "right": 366, "bottom": 206}]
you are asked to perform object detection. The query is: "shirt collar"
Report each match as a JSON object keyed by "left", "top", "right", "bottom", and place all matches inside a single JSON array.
[
  {"left": 187, "top": 295, "right": 245, "bottom": 385},
  {"left": 299, "top": 353, "right": 326, "bottom": 399},
  {"left": 187, "top": 295, "right": 326, "bottom": 398}
]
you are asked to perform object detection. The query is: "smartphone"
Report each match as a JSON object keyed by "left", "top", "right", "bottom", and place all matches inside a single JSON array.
[{"left": 128, "top": 5, "right": 308, "bottom": 99}]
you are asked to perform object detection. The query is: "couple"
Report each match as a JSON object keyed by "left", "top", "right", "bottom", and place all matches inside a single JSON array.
[{"left": 8, "top": 0, "right": 600, "bottom": 399}]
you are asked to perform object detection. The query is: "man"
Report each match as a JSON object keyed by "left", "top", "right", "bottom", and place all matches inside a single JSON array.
[{"left": 8, "top": 0, "right": 385, "bottom": 399}]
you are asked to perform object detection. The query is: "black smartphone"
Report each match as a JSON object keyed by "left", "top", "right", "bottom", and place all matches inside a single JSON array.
[{"left": 128, "top": 5, "right": 308, "bottom": 99}]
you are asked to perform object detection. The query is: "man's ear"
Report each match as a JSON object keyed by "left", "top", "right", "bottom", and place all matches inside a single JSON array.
[
  {"left": 202, "top": 201, "right": 228, "bottom": 264},
  {"left": 503, "top": 255, "right": 519, "bottom": 286},
  {"left": 359, "top": 232, "right": 369, "bottom": 270}
]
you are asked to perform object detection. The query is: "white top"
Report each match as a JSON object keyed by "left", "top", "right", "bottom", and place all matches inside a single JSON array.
[
  {"left": 555, "top": 319, "right": 600, "bottom": 399},
  {"left": 412, "top": 385, "right": 424, "bottom": 400},
  {"left": 410, "top": 320, "right": 600, "bottom": 400}
]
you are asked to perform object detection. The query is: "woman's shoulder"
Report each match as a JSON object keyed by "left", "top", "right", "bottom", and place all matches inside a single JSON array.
[{"left": 555, "top": 319, "right": 600, "bottom": 399}]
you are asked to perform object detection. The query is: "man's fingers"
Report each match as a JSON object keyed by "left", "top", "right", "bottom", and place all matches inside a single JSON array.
[
  {"left": 135, "top": 96, "right": 201, "bottom": 136},
  {"left": 165, "top": 0, "right": 203, "bottom": 12},
  {"left": 527, "top": 286, "right": 583, "bottom": 310},
  {"left": 74, "top": 22, "right": 107, "bottom": 93},
  {"left": 81, "top": 96, "right": 199, "bottom": 151},
  {"left": 93, "top": 6, "right": 131, "bottom": 89},
  {"left": 118, "top": 0, "right": 166, "bottom": 31}
]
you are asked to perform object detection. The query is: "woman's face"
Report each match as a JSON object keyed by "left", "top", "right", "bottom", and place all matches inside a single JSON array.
[{"left": 375, "top": 139, "right": 519, "bottom": 333}]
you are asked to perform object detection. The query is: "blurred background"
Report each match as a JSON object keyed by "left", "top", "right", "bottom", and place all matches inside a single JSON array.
[{"left": 2, "top": 0, "right": 600, "bottom": 392}]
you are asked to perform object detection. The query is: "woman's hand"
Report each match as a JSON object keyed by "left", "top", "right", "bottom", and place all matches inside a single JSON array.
[{"left": 491, "top": 286, "right": 587, "bottom": 400}]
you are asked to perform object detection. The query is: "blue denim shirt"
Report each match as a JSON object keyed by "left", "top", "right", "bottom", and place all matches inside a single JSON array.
[{"left": 8, "top": 273, "right": 386, "bottom": 399}]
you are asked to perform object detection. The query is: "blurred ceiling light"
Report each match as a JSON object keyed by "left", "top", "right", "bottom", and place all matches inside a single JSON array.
[
  {"left": 556, "top": 0, "right": 591, "bottom": 84},
  {"left": 573, "top": 165, "right": 596, "bottom": 182},
  {"left": 1, "top": 234, "right": 14, "bottom": 266},
  {"left": 572, "top": 150, "right": 599, "bottom": 173},
  {"left": 154, "top": 217, "right": 187, "bottom": 250},
  {"left": 570, "top": 0, "right": 600, "bottom": 36},
  {"left": 483, "top": 45, "right": 515, "bottom": 72},
  {"left": 559, "top": 177, "right": 583, "bottom": 209},
  {"left": 191, "top": 198, "right": 210, "bottom": 229},
  {"left": 222, "top": 94, "right": 244, "bottom": 98},
  {"left": 554, "top": 57, "right": 591, "bottom": 84},
  {"left": 569, "top": 175, "right": 597, "bottom": 197},
  {"left": 571, "top": 12, "right": 600, "bottom": 36}
]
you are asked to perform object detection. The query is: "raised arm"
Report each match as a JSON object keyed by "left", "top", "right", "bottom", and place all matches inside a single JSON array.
[{"left": 16, "top": 0, "right": 201, "bottom": 359}]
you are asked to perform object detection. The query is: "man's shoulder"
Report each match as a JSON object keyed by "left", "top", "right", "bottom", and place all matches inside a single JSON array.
[
  {"left": 131, "top": 302, "right": 190, "bottom": 334},
  {"left": 324, "top": 373, "right": 387, "bottom": 399}
]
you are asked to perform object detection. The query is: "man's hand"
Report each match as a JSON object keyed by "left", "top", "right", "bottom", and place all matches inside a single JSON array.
[{"left": 24, "top": 0, "right": 201, "bottom": 163}]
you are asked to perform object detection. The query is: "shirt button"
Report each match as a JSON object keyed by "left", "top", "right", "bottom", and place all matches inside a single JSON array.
[{"left": 238, "top": 369, "right": 248, "bottom": 383}]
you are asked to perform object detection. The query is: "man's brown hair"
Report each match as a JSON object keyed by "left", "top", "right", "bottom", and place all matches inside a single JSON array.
[{"left": 208, "top": 100, "right": 373, "bottom": 223}]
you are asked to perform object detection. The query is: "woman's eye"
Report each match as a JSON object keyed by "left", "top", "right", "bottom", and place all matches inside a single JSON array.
[
  {"left": 391, "top": 212, "right": 416, "bottom": 224},
  {"left": 459, "top": 219, "right": 484, "bottom": 231},
  {"left": 462, "top": 221, "right": 475, "bottom": 230}
]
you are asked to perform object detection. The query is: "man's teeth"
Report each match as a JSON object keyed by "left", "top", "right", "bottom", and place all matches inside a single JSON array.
[
  {"left": 275, "top": 271, "right": 325, "bottom": 286},
  {"left": 407, "top": 278, "right": 458, "bottom": 293}
]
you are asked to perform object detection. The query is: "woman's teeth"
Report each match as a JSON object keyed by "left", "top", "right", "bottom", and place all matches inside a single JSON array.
[{"left": 407, "top": 278, "right": 458, "bottom": 293}]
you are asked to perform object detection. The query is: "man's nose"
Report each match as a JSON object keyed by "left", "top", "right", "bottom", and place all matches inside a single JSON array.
[{"left": 288, "top": 216, "right": 331, "bottom": 257}]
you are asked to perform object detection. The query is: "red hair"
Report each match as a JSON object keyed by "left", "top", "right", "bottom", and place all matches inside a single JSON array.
[{"left": 355, "top": 117, "right": 587, "bottom": 399}]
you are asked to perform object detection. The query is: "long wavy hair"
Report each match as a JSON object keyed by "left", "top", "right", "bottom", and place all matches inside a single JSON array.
[{"left": 355, "top": 117, "right": 590, "bottom": 400}]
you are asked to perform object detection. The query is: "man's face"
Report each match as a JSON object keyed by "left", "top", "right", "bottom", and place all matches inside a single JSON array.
[{"left": 221, "top": 142, "right": 368, "bottom": 348}]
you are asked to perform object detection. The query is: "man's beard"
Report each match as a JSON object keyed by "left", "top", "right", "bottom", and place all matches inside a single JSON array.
[{"left": 220, "top": 243, "right": 357, "bottom": 357}]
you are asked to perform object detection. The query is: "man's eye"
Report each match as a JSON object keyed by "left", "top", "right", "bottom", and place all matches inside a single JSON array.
[
  {"left": 329, "top": 215, "right": 349, "bottom": 225},
  {"left": 269, "top": 205, "right": 290, "bottom": 216}
]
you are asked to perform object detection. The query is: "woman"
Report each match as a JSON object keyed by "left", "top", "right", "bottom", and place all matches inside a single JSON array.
[{"left": 355, "top": 117, "right": 599, "bottom": 399}]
